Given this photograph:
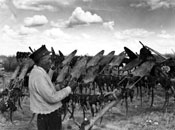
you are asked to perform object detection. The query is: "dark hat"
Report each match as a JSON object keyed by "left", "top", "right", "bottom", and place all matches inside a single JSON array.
[{"left": 29, "top": 45, "right": 50, "bottom": 62}]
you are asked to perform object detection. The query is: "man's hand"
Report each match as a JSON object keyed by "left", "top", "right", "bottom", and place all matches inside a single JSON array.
[
  {"left": 50, "top": 64, "right": 56, "bottom": 70},
  {"left": 68, "top": 78, "right": 78, "bottom": 91}
]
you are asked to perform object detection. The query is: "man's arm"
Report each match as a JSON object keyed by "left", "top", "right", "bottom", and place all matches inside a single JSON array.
[{"left": 34, "top": 75, "right": 71, "bottom": 104}]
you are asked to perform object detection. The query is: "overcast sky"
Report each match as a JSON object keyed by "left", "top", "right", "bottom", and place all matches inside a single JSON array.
[{"left": 0, "top": 0, "right": 175, "bottom": 56}]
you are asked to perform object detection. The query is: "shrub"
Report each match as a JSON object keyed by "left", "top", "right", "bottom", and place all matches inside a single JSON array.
[{"left": 3, "top": 55, "right": 18, "bottom": 72}]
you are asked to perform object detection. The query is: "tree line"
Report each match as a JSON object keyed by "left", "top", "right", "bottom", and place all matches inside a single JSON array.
[{"left": 0, "top": 55, "right": 18, "bottom": 72}]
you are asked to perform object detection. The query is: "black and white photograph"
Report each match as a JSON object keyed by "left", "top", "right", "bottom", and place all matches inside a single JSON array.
[{"left": 0, "top": 0, "right": 175, "bottom": 130}]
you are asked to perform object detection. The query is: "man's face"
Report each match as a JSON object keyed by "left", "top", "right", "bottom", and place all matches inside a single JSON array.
[{"left": 39, "top": 54, "right": 52, "bottom": 72}]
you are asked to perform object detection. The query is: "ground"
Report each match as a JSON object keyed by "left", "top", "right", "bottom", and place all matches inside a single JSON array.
[{"left": 0, "top": 73, "right": 175, "bottom": 130}]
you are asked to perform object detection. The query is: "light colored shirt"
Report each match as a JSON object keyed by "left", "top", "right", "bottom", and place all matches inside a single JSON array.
[{"left": 29, "top": 65, "right": 71, "bottom": 114}]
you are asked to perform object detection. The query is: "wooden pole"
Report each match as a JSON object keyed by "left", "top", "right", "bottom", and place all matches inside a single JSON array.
[
  {"left": 83, "top": 76, "right": 143, "bottom": 130},
  {"left": 139, "top": 41, "right": 167, "bottom": 60},
  {"left": 84, "top": 96, "right": 122, "bottom": 130},
  {"left": 29, "top": 46, "right": 34, "bottom": 53}
]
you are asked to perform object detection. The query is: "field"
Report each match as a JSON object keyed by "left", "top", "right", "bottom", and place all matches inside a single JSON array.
[{"left": 0, "top": 73, "right": 175, "bottom": 130}]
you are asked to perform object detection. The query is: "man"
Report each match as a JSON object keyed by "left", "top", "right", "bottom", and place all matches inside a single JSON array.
[{"left": 29, "top": 45, "right": 77, "bottom": 130}]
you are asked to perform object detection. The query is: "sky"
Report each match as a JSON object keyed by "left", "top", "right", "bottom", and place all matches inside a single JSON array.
[{"left": 0, "top": 0, "right": 175, "bottom": 56}]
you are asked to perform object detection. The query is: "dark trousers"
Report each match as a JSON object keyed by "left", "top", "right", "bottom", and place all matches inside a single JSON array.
[{"left": 37, "top": 110, "right": 62, "bottom": 130}]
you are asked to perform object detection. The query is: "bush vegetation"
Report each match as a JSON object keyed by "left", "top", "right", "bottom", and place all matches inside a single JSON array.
[{"left": 0, "top": 55, "right": 18, "bottom": 72}]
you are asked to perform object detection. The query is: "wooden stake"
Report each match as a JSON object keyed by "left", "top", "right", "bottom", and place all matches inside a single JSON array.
[
  {"left": 84, "top": 97, "right": 122, "bottom": 130},
  {"left": 139, "top": 41, "right": 167, "bottom": 60}
]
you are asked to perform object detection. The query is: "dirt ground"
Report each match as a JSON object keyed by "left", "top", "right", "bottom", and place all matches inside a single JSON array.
[{"left": 0, "top": 74, "right": 175, "bottom": 130}]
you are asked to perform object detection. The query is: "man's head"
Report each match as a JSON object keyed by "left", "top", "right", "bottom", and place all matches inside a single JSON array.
[{"left": 30, "top": 45, "right": 51, "bottom": 71}]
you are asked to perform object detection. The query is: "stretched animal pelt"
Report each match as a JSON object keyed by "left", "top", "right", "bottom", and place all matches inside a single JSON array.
[
  {"left": 0, "top": 52, "right": 33, "bottom": 122},
  {"left": 0, "top": 42, "right": 174, "bottom": 129}
]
